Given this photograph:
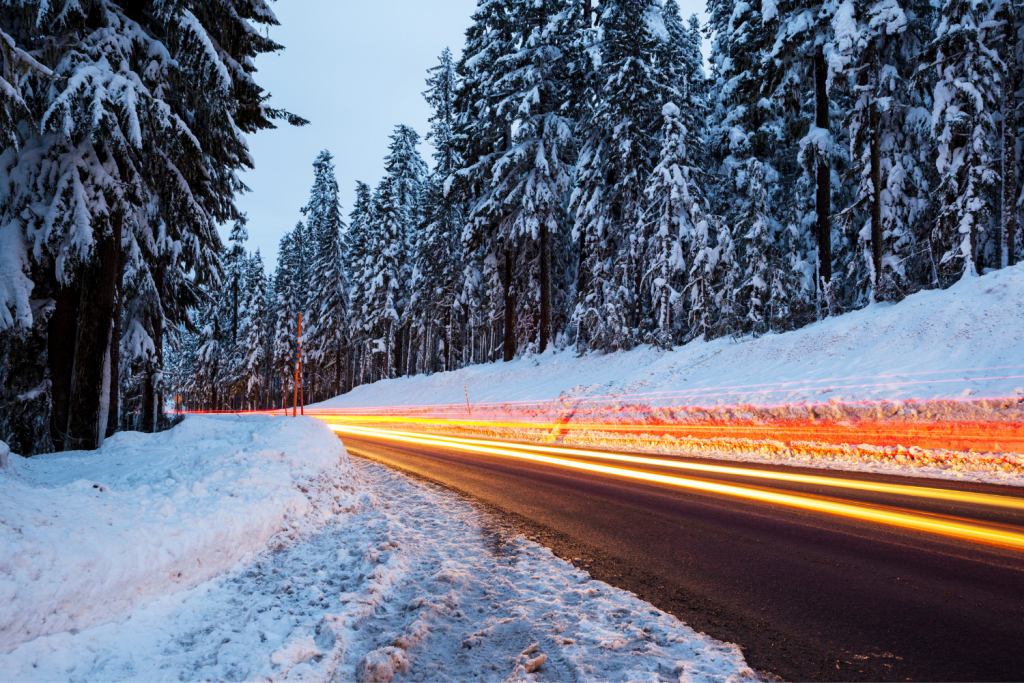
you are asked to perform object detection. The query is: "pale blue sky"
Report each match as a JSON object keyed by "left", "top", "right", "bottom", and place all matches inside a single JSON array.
[{"left": 234, "top": 1, "right": 709, "bottom": 268}]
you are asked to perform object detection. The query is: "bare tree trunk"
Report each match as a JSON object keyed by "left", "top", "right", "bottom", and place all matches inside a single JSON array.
[
  {"left": 48, "top": 277, "right": 81, "bottom": 451},
  {"left": 141, "top": 266, "right": 164, "bottom": 432},
  {"left": 503, "top": 246, "right": 515, "bottom": 362},
  {"left": 66, "top": 213, "right": 122, "bottom": 450},
  {"left": 814, "top": 48, "right": 833, "bottom": 287},
  {"left": 1005, "top": 10, "right": 1019, "bottom": 268},
  {"left": 539, "top": 221, "right": 552, "bottom": 353},
  {"left": 334, "top": 345, "right": 343, "bottom": 396},
  {"left": 869, "top": 46, "right": 884, "bottom": 293},
  {"left": 106, "top": 247, "right": 125, "bottom": 438}
]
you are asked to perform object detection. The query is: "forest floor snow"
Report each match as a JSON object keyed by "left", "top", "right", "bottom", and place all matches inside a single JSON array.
[
  {"left": 316, "top": 264, "right": 1024, "bottom": 487},
  {"left": 0, "top": 416, "right": 754, "bottom": 683}
]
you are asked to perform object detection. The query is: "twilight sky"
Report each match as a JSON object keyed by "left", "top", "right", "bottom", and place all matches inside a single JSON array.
[{"left": 233, "top": 1, "right": 710, "bottom": 269}]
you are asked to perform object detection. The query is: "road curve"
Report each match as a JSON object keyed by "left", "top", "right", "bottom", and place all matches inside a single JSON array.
[{"left": 333, "top": 427, "right": 1024, "bottom": 682}]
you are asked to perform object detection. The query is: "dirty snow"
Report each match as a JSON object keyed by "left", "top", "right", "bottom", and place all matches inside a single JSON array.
[{"left": 0, "top": 434, "right": 753, "bottom": 683}]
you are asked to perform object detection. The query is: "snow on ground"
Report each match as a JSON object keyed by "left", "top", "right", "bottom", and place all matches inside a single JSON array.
[
  {"left": 320, "top": 266, "right": 1024, "bottom": 411},
  {"left": 0, "top": 416, "right": 357, "bottom": 654},
  {"left": 0, "top": 432, "right": 753, "bottom": 683},
  {"left": 314, "top": 265, "right": 1024, "bottom": 485}
]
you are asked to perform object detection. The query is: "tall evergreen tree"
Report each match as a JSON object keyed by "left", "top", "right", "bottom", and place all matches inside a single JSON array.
[
  {"left": 572, "top": 0, "right": 671, "bottom": 352},
  {"left": 470, "top": 0, "right": 578, "bottom": 354},
  {"left": 764, "top": 0, "right": 843, "bottom": 296},
  {"left": 303, "top": 150, "right": 348, "bottom": 398},
  {"left": 347, "top": 181, "right": 374, "bottom": 385},
  {"left": 0, "top": 0, "right": 303, "bottom": 452},
  {"left": 928, "top": 0, "right": 1003, "bottom": 282},
  {"left": 365, "top": 177, "right": 408, "bottom": 380},
  {"left": 241, "top": 251, "right": 268, "bottom": 408},
  {"left": 413, "top": 49, "right": 465, "bottom": 372},
  {"left": 273, "top": 230, "right": 300, "bottom": 408}
]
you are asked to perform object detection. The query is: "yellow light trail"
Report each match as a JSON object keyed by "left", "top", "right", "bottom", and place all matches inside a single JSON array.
[
  {"left": 325, "top": 422, "right": 1024, "bottom": 553},
  {"left": 322, "top": 422, "right": 1024, "bottom": 512}
]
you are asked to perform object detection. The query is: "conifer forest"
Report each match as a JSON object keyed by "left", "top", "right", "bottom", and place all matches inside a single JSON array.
[{"left": 2, "top": 0, "right": 1023, "bottom": 455}]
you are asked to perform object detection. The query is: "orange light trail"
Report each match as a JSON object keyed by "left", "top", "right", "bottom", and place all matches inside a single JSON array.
[
  {"left": 318, "top": 419, "right": 1024, "bottom": 511},
  {"left": 326, "top": 422, "right": 1024, "bottom": 553},
  {"left": 304, "top": 410, "right": 1024, "bottom": 454}
]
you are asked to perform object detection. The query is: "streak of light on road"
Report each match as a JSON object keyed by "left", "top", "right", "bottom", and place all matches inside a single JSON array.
[{"left": 325, "top": 421, "right": 1024, "bottom": 553}]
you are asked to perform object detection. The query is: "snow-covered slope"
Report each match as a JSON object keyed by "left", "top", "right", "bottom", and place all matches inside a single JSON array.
[
  {"left": 0, "top": 416, "right": 357, "bottom": 653},
  {"left": 320, "top": 265, "right": 1024, "bottom": 413}
]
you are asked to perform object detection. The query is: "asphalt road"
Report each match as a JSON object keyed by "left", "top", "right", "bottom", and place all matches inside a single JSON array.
[{"left": 336, "top": 430, "right": 1024, "bottom": 682}]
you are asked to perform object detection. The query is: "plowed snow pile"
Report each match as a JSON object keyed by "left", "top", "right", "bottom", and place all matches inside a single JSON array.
[{"left": 0, "top": 417, "right": 754, "bottom": 682}]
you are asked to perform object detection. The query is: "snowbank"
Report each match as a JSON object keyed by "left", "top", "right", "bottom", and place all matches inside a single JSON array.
[
  {"left": 0, "top": 415, "right": 357, "bottom": 653},
  {"left": 320, "top": 265, "right": 1024, "bottom": 412},
  {"left": 0, "top": 457, "right": 754, "bottom": 683}
]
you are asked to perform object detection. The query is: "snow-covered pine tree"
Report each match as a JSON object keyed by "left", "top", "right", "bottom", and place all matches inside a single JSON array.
[
  {"left": 303, "top": 150, "right": 348, "bottom": 399},
  {"left": 425, "top": 48, "right": 461, "bottom": 182},
  {"left": 571, "top": 0, "right": 672, "bottom": 353},
  {"left": 451, "top": 0, "right": 521, "bottom": 361},
  {"left": 346, "top": 181, "right": 374, "bottom": 386},
  {"left": 385, "top": 125, "right": 429, "bottom": 226},
  {"left": 240, "top": 252, "right": 268, "bottom": 409},
  {"left": 382, "top": 126, "right": 426, "bottom": 373},
  {"left": 273, "top": 230, "right": 299, "bottom": 410},
  {"left": 832, "top": 0, "right": 934, "bottom": 302},
  {"left": 928, "top": 0, "right": 1002, "bottom": 282},
  {"left": 0, "top": 0, "right": 303, "bottom": 452},
  {"left": 365, "top": 177, "right": 408, "bottom": 380},
  {"left": 469, "top": 0, "right": 577, "bottom": 355},
  {"left": 641, "top": 102, "right": 709, "bottom": 348},
  {"left": 194, "top": 296, "right": 222, "bottom": 413},
  {"left": 227, "top": 216, "right": 250, "bottom": 346},
  {"left": 412, "top": 49, "right": 465, "bottom": 373},
  {"left": 763, "top": 0, "right": 842, "bottom": 297}
]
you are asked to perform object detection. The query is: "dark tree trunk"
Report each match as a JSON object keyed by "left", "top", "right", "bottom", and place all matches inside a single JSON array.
[
  {"left": 106, "top": 246, "right": 125, "bottom": 439},
  {"left": 231, "top": 275, "right": 239, "bottom": 344},
  {"left": 48, "top": 277, "right": 81, "bottom": 451},
  {"left": 141, "top": 266, "right": 164, "bottom": 432},
  {"left": 539, "top": 221, "right": 552, "bottom": 353},
  {"left": 142, "top": 370, "right": 154, "bottom": 430},
  {"left": 66, "top": 214, "right": 122, "bottom": 450},
  {"left": 814, "top": 48, "right": 832, "bottom": 286},
  {"left": 1004, "top": 10, "right": 1018, "bottom": 268},
  {"left": 335, "top": 346, "right": 343, "bottom": 396},
  {"left": 869, "top": 48, "right": 883, "bottom": 289},
  {"left": 503, "top": 245, "right": 515, "bottom": 362}
]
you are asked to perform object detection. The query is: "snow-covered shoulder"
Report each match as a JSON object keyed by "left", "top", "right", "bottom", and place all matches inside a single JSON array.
[{"left": 0, "top": 416, "right": 357, "bottom": 654}]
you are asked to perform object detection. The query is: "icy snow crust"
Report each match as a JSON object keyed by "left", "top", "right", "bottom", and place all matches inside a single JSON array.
[
  {"left": 0, "top": 445, "right": 753, "bottom": 682},
  {"left": 0, "top": 415, "right": 356, "bottom": 654},
  {"left": 317, "top": 265, "right": 1024, "bottom": 485}
]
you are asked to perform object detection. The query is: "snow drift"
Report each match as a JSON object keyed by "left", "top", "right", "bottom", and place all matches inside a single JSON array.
[{"left": 0, "top": 415, "right": 357, "bottom": 653}]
